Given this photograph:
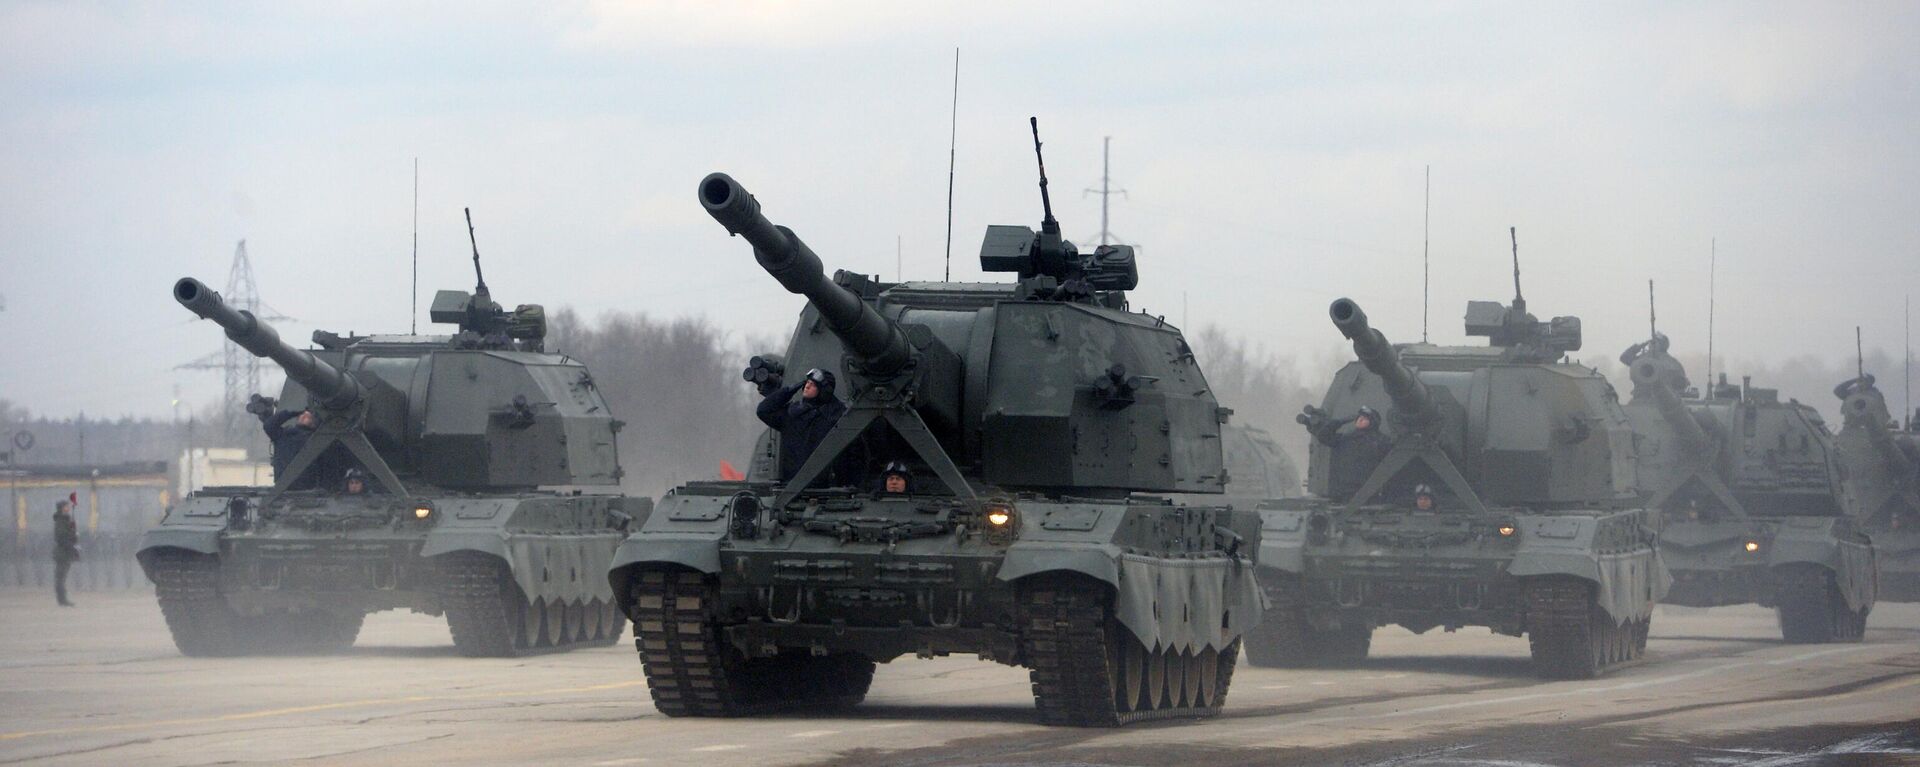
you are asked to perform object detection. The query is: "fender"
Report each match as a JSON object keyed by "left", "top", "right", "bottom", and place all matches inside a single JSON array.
[
  {"left": 605, "top": 532, "right": 725, "bottom": 612},
  {"left": 136, "top": 530, "right": 222, "bottom": 572}
]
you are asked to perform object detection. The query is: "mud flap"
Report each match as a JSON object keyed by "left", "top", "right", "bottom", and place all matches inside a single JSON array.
[{"left": 136, "top": 531, "right": 222, "bottom": 576}]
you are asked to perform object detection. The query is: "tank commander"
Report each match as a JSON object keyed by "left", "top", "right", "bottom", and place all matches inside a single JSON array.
[
  {"left": 876, "top": 460, "right": 913, "bottom": 495},
  {"left": 1302, "top": 405, "right": 1391, "bottom": 498},
  {"left": 250, "top": 394, "right": 316, "bottom": 484},
  {"left": 342, "top": 468, "right": 368, "bottom": 495},
  {"left": 756, "top": 368, "right": 854, "bottom": 487},
  {"left": 52, "top": 497, "right": 79, "bottom": 607},
  {"left": 1412, "top": 483, "right": 1437, "bottom": 512}
]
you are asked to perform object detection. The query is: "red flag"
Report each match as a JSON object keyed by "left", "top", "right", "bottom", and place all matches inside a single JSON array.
[
  {"left": 718, "top": 460, "right": 745, "bottom": 482},
  {"left": 69, "top": 491, "right": 77, "bottom": 506}
]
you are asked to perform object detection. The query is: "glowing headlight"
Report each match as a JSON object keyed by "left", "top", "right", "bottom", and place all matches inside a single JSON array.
[
  {"left": 413, "top": 506, "right": 434, "bottom": 520},
  {"left": 1497, "top": 524, "right": 1517, "bottom": 537},
  {"left": 1744, "top": 540, "right": 1761, "bottom": 553},
  {"left": 987, "top": 509, "right": 1013, "bottom": 527}
]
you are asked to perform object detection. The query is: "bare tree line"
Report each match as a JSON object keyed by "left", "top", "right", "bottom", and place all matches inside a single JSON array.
[{"left": 546, "top": 309, "right": 763, "bottom": 498}]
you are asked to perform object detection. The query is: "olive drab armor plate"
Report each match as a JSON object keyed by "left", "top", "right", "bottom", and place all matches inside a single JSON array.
[
  {"left": 610, "top": 155, "right": 1262, "bottom": 727},
  {"left": 1251, "top": 289, "right": 1668, "bottom": 679},
  {"left": 139, "top": 274, "right": 645, "bottom": 658},
  {"left": 1619, "top": 338, "right": 1874, "bottom": 639}
]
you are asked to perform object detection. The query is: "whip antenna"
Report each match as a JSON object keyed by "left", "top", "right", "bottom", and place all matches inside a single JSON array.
[
  {"left": 1707, "top": 238, "right": 1716, "bottom": 386},
  {"left": 1509, "top": 226, "right": 1524, "bottom": 313},
  {"left": 1648, "top": 279, "right": 1657, "bottom": 340},
  {"left": 943, "top": 48, "right": 959, "bottom": 282},
  {"left": 411, "top": 158, "right": 419, "bottom": 334},
  {"left": 1422, "top": 164, "right": 1430, "bottom": 343}
]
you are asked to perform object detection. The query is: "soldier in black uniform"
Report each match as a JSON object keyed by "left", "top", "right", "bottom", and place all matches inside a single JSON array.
[
  {"left": 1306, "top": 405, "right": 1393, "bottom": 500},
  {"left": 52, "top": 498, "right": 79, "bottom": 606},
  {"left": 250, "top": 395, "right": 332, "bottom": 490},
  {"left": 756, "top": 368, "right": 856, "bottom": 487}
]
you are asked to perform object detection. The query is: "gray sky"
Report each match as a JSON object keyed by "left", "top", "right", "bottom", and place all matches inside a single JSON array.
[{"left": 3, "top": 1, "right": 1916, "bottom": 421}]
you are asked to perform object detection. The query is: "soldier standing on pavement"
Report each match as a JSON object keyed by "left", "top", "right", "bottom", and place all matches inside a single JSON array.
[{"left": 52, "top": 497, "right": 79, "bottom": 607}]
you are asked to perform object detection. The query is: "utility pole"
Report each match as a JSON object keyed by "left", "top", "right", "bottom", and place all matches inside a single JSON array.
[{"left": 1084, "top": 136, "right": 1127, "bottom": 247}]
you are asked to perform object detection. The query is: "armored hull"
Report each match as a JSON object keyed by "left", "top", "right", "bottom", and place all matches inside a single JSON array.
[
  {"left": 614, "top": 485, "right": 1260, "bottom": 723},
  {"left": 142, "top": 488, "right": 638, "bottom": 655},
  {"left": 1258, "top": 501, "right": 1662, "bottom": 675}
]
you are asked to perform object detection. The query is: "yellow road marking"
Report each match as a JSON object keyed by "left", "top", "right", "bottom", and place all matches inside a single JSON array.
[{"left": 0, "top": 679, "right": 648, "bottom": 742}]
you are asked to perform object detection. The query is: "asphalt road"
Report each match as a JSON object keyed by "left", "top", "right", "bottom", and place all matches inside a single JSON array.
[{"left": 1, "top": 591, "right": 1916, "bottom": 766}]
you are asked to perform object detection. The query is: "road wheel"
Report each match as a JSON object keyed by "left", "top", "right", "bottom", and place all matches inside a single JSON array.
[
  {"left": 582, "top": 598, "right": 606, "bottom": 641},
  {"left": 567, "top": 600, "right": 589, "bottom": 643},
  {"left": 1019, "top": 574, "right": 1234, "bottom": 726}
]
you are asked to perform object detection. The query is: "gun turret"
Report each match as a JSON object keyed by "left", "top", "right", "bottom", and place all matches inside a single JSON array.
[
  {"left": 1627, "top": 349, "right": 1714, "bottom": 451},
  {"left": 174, "top": 278, "right": 361, "bottom": 410},
  {"left": 1329, "top": 298, "right": 1434, "bottom": 425},
  {"left": 699, "top": 173, "right": 914, "bottom": 379},
  {"left": 1837, "top": 375, "right": 1918, "bottom": 480}
]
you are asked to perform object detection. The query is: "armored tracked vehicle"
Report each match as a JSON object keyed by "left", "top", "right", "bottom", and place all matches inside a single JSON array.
[
  {"left": 141, "top": 263, "right": 643, "bottom": 657},
  {"left": 609, "top": 126, "right": 1263, "bottom": 726},
  {"left": 1834, "top": 374, "right": 1920, "bottom": 601},
  {"left": 1250, "top": 283, "right": 1667, "bottom": 678},
  {"left": 1621, "top": 336, "right": 1872, "bottom": 641}
]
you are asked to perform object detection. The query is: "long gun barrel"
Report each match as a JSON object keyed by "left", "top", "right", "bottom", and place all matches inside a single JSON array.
[
  {"left": 1329, "top": 298, "right": 1434, "bottom": 421},
  {"left": 699, "top": 173, "right": 913, "bottom": 378},
  {"left": 173, "top": 277, "right": 362, "bottom": 409},
  {"left": 1629, "top": 358, "right": 1715, "bottom": 450}
]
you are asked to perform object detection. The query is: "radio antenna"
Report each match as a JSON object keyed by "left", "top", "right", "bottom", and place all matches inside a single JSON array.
[
  {"left": 1648, "top": 279, "right": 1657, "bottom": 341},
  {"left": 1422, "top": 164, "right": 1431, "bottom": 343},
  {"left": 1509, "top": 226, "right": 1524, "bottom": 313},
  {"left": 1707, "top": 238, "right": 1717, "bottom": 386},
  {"left": 411, "top": 157, "right": 419, "bottom": 334},
  {"left": 1858, "top": 326, "right": 1866, "bottom": 381},
  {"left": 943, "top": 48, "right": 959, "bottom": 282}
]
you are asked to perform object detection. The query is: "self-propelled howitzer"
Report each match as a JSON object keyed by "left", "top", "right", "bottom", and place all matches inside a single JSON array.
[
  {"left": 1620, "top": 337, "right": 1872, "bottom": 642},
  {"left": 141, "top": 271, "right": 643, "bottom": 659},
  {"left": 1834, "top": 374, "right": 1920, "bottom": 600},
  {"left": 611, "top": 149, "right": 1262, "bottom": 727},
  {"left": 1251, "top": 291, "right": 1665, "bottom": 679}
]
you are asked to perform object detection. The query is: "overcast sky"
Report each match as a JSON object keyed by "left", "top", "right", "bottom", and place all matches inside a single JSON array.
[{"left": 2, "top": 1, "right": 1916, "bottom": 421}]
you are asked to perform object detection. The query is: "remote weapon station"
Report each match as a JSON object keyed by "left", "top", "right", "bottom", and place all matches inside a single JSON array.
[
  {"left": 609, "top": 121, "right": 1263, "bottom": 726},
  {"left": 1620, "top": 298, "right": 1873, "bottom": 642},
  {"left": 141, "top": 216, "right": 644, "bottom": 657},
  {"left": 1251, "top": 233, "right": 1668, "bottom": 679}
]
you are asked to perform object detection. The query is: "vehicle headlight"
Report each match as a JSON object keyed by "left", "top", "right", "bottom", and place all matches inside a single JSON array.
[
  {"left": 982, "top": 502, "right": 1017, "bottom": 542},
  {"left": 1744, "top": 540, "right": 1761, "bottom": 553}
]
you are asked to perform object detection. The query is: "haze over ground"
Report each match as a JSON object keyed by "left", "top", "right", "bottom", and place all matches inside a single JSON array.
[{"left": 2, "top": 2, "right": 1915, "bottom": 422}]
